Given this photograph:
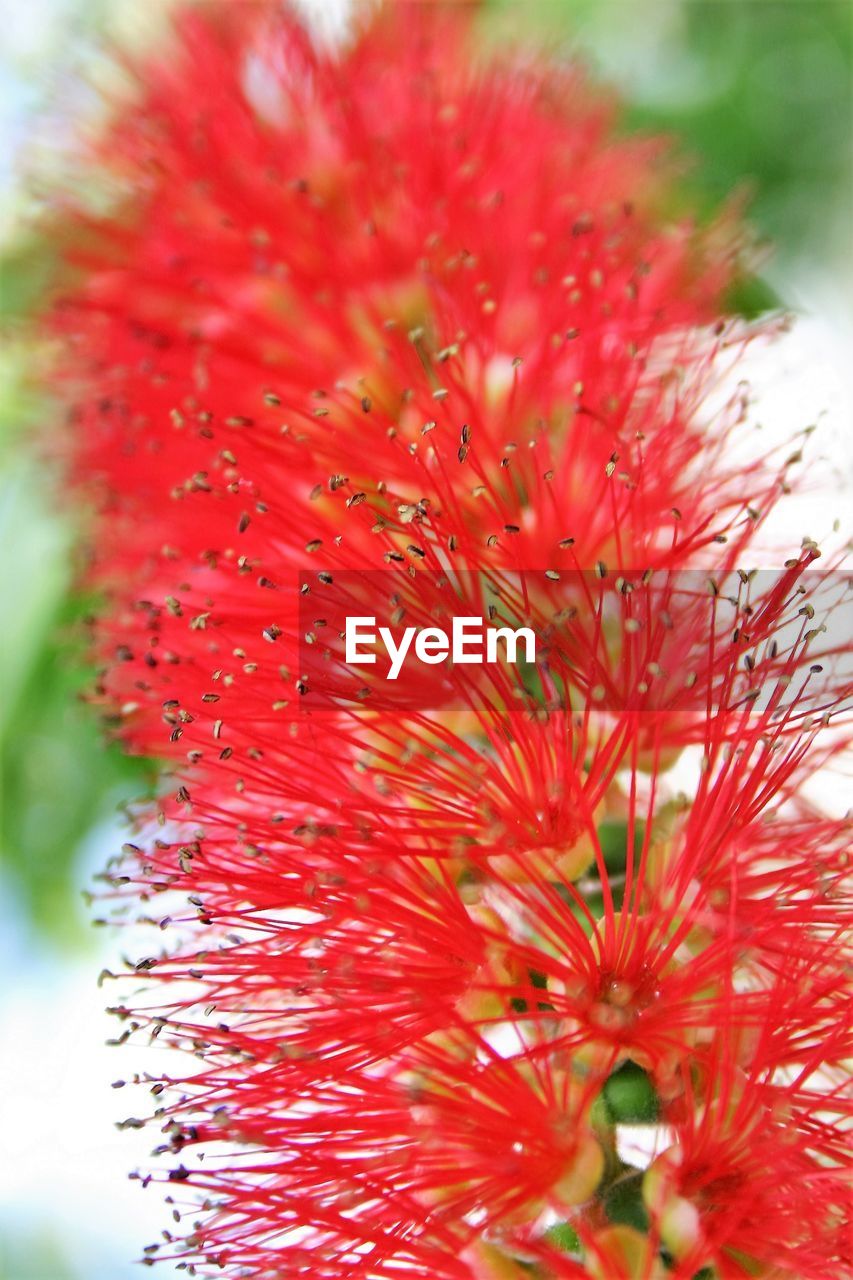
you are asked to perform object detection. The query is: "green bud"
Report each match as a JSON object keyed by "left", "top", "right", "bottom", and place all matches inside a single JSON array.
[{"left": 602, "top": 1061, "right": 660, "bottom": 1124}]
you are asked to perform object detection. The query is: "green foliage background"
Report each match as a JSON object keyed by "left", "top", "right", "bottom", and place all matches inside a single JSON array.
[{"left": 489, "top": 0, "right": 852, "bottom": 273}]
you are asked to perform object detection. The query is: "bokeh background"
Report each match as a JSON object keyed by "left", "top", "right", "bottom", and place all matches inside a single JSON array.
[{"left": 0, "top": 2, "right": 850, "bottom": 1277}]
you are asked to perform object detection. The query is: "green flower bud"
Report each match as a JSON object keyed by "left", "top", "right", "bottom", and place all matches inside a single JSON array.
[{"left": 602, "top": 1061, "right": 660, "bottom": 1124}]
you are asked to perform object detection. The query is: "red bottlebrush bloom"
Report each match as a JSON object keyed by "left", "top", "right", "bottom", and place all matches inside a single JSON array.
[{"left": 46, "top": 3, "right": 851, "bottom": 1279}]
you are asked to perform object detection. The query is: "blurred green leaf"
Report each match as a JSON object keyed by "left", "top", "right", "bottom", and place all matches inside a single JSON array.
[
  {"left": 603, "top": 1170, "right": 650, "bottom": 1233},
  {"left": 486, "top": 0, "right": 852, "bottom": 267},
  {"left": 724, "top": 273, "right": 784, "bottom": 320},
  {"left": 0, "top": 578, "right": 157, "bottom": 942},
  {"left": 0, "top": 236, "right": 58, "bottom": 321},
  {"left": 0, "top": 1224, "right": 79, "bottom": 1280},
  {"left": 597, "top": 818, "right": 646, "bottom": 874},
  {"left": 543, "top": 1221, "right": 582, "bottom": 1254},
  {"left": 0, "top": 383, "right": 155, "bottom": 945}
]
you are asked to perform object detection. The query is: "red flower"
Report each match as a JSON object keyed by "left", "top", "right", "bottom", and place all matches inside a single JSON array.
[{"left": 49, "top": 4, "right": 850, "bottom": 1278}]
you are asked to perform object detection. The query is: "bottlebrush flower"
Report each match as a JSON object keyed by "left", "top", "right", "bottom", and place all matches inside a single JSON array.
[{"left": 46, "top": 3, "right": 851, "bottom": 1279}]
